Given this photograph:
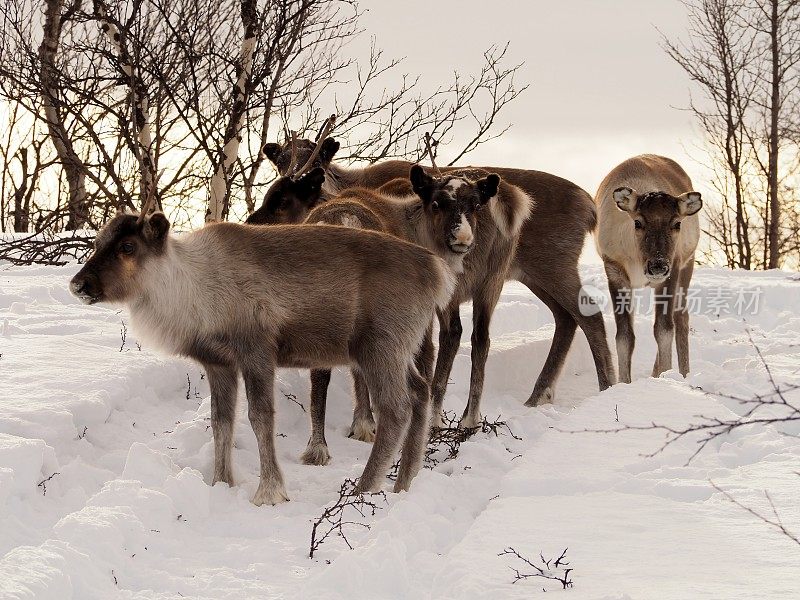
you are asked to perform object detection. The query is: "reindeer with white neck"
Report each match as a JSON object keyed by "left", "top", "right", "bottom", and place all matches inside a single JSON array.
[{"left": 70, "top": 175, "right": 455, "bottom": 503}]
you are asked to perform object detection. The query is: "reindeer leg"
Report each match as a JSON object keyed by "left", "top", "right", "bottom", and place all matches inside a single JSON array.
[
  {"left": 207, "top": 363, "right": 238, "bottom": 487},
  {"left": 348, "top": 369, "right": 376, "bottom": 442},
  {"left": 356, "top": 364, "right": 411, "bottom": 493},
  {"left": 243, "top": 361, "right": 288, "bottom": 505},
  {"left": 430, "top": 302, "right": 462, "bottom": 428},
  {"left": 394, "top": 364, "right": 431, "bottom": 492},
  {"left": 674, "top": 262, "right": 694, "bottom": 377},
  {"left": 603, "top": 260, "right": 635, "bottom": 384},
  {"left": 522, "top": 282, "right": 577, "bottom": 406},
  {"left": 461, "top": 280, "right": 503, "bottom": 428},
  {"left": 415, "top": 322, "right": 435, "bottom": 383},
  {"left": 652, "top": 271, "right": 678, "bottom": 378},
  {"left": 301, "top": 368, "right": 332, "bottom": 466}
]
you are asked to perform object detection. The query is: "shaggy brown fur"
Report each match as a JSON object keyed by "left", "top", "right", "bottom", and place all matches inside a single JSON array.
[
  {"left": 70, "top": 213, "right": 455, "bottom": 502},
  {"left": 261, "top": 140, "right": 616, "bottom": 408},
  {"left": 595, "top": 154, "right": 702, "bottom": 382},
  {"left": 251, "top": 167, "right": 528, "bottom": 461}
]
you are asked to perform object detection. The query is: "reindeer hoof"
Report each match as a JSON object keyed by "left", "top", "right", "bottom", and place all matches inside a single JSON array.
[
  {"left": 431, "top": 411, "right": 446, "bottom": 429},
  {"left": 252, "top": 482, "right": 289, "bottom": 506},
  {"left": 212, "top": 470, "right": 234, "bottom": 487},
  {"left": 393, "top": 479, "right": 411, "bottom": 494},
  {"left": 458, "top": 412, "right": 482, "bottom": 430},
  {"left": 354, "top": 480, "right": 382, "bottom": 495},
  {"left": 300, "top": 440, "right": 331, "bottom": 466},
  {"left": 348, "top": 417, "right": 376, "bottom": 443},
  {"left": 525, "top": 386, "right": 554, "bottom": 407}
]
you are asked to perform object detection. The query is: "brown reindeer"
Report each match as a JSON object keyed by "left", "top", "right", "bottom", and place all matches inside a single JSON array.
[
  {"left": 595, "top": 154, "right": 702, "bottom": 382},
  {"left": 261, "top": 136, "right": 616, "bottom": 412},
  {"left": 249, "top": 164, "right": 530, "bottom": 463},
  {"left": 70, "top": 210, "right": 455, "bottom": 502}
]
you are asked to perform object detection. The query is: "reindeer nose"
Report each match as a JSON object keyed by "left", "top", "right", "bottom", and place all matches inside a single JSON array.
[
  {"left": 70, "top": 276, "right": 87, "bottom": 296},
  {"left": 450, "top": 214, "right": 474, "bottom": 246},
  {"left": 70, "top": 273, "right": 99, "bottom": 302},
  {"left": 646, "top": 258, "right": 670, "bottom": 278}
]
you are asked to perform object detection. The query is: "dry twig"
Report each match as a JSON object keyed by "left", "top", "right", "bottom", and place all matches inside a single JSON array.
[
  {"left": 309, "top": 478, "right": 387, "bottom": 559},
  {"left": 498, "top": 546, "right": 574, "bottom": 589}
]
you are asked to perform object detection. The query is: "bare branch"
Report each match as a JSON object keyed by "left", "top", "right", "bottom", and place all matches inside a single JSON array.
[
  {"left": 711, "top": 480, "right": 800, "bottom": 545},
  {"left": 308, "top": 478, "right": 386, "bottom": 559},
  {"left": 498, "top": 547, "right": 574, "bottom": 589}
]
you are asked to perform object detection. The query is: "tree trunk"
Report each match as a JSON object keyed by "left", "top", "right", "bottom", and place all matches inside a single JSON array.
[
  {"left": 38, "top": 0, "right": 88, "bottom": 230},
  {"left": 12, "top": 147, "right": 29, "bottom": 232},
  {"left": 734, "top": 170, "right": 751, "bottom": 269},
  {"left": 767, "top": 0, "right": 781, "bottom": 268},
  {"left": 207, "top": 0, "right": 259, "bottom": 222},
  {"left": 94, "top": 0, "right": 158, "bottom": 212}
]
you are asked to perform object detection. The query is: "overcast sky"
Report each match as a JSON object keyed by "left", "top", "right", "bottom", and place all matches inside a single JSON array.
[{"left": 358, "top": 0, "right": 701, "bottom": 195}]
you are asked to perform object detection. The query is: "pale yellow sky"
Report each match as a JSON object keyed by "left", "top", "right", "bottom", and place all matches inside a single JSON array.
[{"left": 357, "top": 0, "right": 703, "bottom": 195}]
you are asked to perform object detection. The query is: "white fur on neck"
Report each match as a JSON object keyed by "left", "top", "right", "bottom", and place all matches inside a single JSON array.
[
  {"left": 489, "top": 185, "right": 532, "bottom": 239},
  {"left": 127, "top": 230, "right": 285, "bottom": 356},
  {"left": 128, "top": 233, "right": 217, "bottom": 354}
]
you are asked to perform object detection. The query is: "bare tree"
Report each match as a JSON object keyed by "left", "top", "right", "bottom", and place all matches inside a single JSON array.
[
  {"left": 0, "top": 0, "right": 527, "bottom": 238},
  {"left": 319, "top": 43, "right": 527, "bottom": 167},
  {"left": 39, "top": 0, "right": 90, "bottom": 229},
  {"left": 206, "top": 0, "right": 259, "bottom": 221},
  {"left": 666, "top": 0, "right": 800, "bottom": 269},
  {"left": 93, "top": 0, "right": 158, "bottom": 211},
  {"left": 0, "top": 103, "right": 56, "bottom": 232},
  {"left": 745, "top": 0, "right": 800, "bottom": 268}
]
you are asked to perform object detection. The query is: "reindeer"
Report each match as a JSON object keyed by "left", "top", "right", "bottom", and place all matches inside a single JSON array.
[
  {"left": 69, "top": 200, "right": 455, "bottom": 503},
  {"left": 594, "top": 154, "right": 702, "bottom": 383},
  {"left": 249, "top": 151, "right": 530, "bottom": 462},
  {"left": 261, "top": 131, "right": 616, "bottom": 417}
]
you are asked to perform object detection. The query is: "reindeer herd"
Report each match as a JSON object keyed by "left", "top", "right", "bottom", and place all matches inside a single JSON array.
[{"left": 69, "top": 118, "right": 703, "bottom": 506}]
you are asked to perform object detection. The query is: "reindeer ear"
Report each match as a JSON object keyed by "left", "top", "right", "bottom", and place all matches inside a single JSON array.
[
  {"left": 295, "top": 168, "right": 325, "bottom": 204},
  {"left": 678, "top": 191, "right": 702, "bottom": 216},
  {"left": 263, "top": 143, "right": 282, "bottom": 164},
  {"left": 476, "top": 174, "right": 500, "bottom": 203},
  {"left": 144, "top": 212, "right": 170, "bottom": 243},
  {"left": 613, "top": 187, "right": 638, "bottom": 212},
  {"left": 410, "top": 164, "right": 435, "bottom": 204},
  {"left": 319, "top": 138, "right": 340, "bottom": 165}
]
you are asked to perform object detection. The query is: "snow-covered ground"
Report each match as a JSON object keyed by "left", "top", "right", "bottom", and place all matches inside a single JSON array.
[{"left": 1, "top": 260, "right": 799, "bottom": 599}]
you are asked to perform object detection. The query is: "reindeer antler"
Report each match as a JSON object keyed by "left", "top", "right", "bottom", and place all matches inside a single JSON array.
[
  {"left": 137, "top": 169, "right": 162, "bottom": 223},
  {"left": 293, "top": 114, "right": 336, "bottom": 179},
  {"left": 423, "top": 132, "right": 442, "bottom": 178},
  {"left": 285, "top": 130, "right": 299, "bottom": 179}
]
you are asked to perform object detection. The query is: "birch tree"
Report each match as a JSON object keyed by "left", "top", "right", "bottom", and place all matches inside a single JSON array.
[
  {"left": 93, "top": 0, "right": 159, "bottom": 212},
  {"left": 206, "top": 0, "right": 259, "bottom": 222},
  {"left": 666, "top": 0, "right": 800, "bottom": 269},
  {"left": 38, "top": 0, "right": 89, "bottom": 229},
  {"left": 0, "top": 0, "right": 528, "bottom": 240}
]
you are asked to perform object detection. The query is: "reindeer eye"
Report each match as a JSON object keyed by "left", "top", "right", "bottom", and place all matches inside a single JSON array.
[
  {"left": 673, "top": 221, "right": 681, "bottom": 231},
  {"left": 119, "top": 241, "right": 135, "bottom": 255},
  {"left": 634, "top": 220, "right": 643, "bottom": 230},
  {"left": 474, "top": 202, "right": 482, "bottom": 212}
]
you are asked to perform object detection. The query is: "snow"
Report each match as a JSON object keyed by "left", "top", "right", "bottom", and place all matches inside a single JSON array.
[{"left": 1, "top": 259, "right": 799, "bottom": 599}]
